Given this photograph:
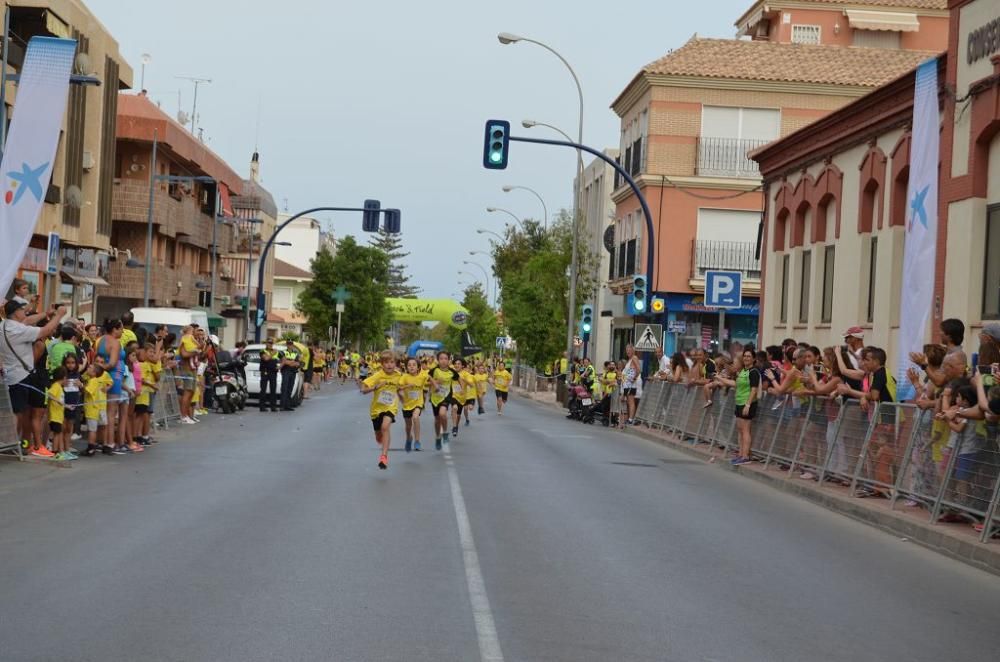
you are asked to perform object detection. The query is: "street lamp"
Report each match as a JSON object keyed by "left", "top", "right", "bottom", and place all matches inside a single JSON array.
[
  {"left": 502, "top": 184, "right": 548, "bottom": 229},
  {"left": 463, "top": 260, "right": 493, "bottom": 307},
  {"left": 476, "top": 228, "right": 504, "bottom": 241},
  {"left": 499, "top": 31, "right": 585, "bottom": 379},
  {"left": 521, "top": 119, "right": 574, "bottom": 144},
  {"left": 486, "top": 207, "right": 523, "bottom": 228}
]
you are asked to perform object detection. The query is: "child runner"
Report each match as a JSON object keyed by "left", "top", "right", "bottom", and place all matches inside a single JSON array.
[
  {"left": 462, "top": 362, "right": 478, "bottom": 427},
  {"left": 451, "top": 358, "right": 473, "bottom": 435},
  {"left": 360, "top": 350, "right": 401, "bottom": 470},
  {"left": 398, "top": 357, "right": 428, "bottom": 453},
  {"left": 475, "top": 362, "right": 489, "bottom": 415},
  {"left": 46, "top": 367, "right": 75, "bottom": 461},
  {"left": 491, "top": 362, "right": 511, "bottom": 416},
  {"left": 427, "top": 351, "right": 460, "bottom": 450}
]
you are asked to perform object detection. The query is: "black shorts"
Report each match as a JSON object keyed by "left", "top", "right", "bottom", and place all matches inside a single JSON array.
[
  {"left": 432, "top": 399, "right": 452, "bottom": 416},
  {"left": 496, "top": 391, "right": 508, "bottom": 402},
  {"left": 135, "top": 404, "right": 150, "bottom": 415},
  {"left": 372, "top": 412, "right": 395, "bottom": 431},
  {"left": 735, "top": 402, "right": 758, "bottom": 420},
  {"left": 403, "top": 407, "right": 422, "bottom": 420},
  {"left": 49, "top": 421, "right": 63, "bottom": 433},
  {"left": 623, "top": 388, "right": 637, "bottom": 397},
  {"left": 304, "top": 369, "right": 314, "bottom": 383}
]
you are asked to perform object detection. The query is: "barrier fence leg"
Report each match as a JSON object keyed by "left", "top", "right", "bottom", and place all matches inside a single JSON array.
[
  {"left": 817, "top": 402, "right": 846, "bottom": 486},
  {"left": 981, "top": 477, "right": 1000, "bottom": 543},
  {"left": 849, "top": 405, "right": 880, "bottom": 495},
  {"left": 763, "top": 398, "right": 789, "bottom": 470},
  {"left": 889, "top": 409, "right": 924, "bottom": 510}
]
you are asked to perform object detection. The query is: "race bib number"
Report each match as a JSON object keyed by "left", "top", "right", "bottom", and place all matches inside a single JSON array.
[
  {"left": 435, "top": 384, "right": 450, "bottom": 397},
  {"left": 378, "top": 390, "right": 397, "bottom": 406},
  {"left": 407, "top": 389, "right": 422, "bottom": 401}
]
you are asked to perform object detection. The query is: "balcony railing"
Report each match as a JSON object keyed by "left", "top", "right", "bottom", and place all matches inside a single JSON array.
[
  {"left": 696, "top": 137, "right": 769, "bottom": 178},
  {"left": 692, "top": 239, "right": 761, "bottom": 280}
]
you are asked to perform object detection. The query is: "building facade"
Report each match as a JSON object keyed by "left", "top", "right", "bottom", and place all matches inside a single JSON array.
[
  {"left": 274, "top": 213, "right": 336, "bottom": 273},
  {"left": 3, "top": 0, "right": 132, "bottom": 322},
  {"left": 752, "top": 0, "right": 1000, "bottom": 364},
  {"left": 577, "top": 149, "right": 618, "bottom": 367},
  {"left": 605, "top": 0, "right": 947, "bottom": 358},
  {"left": 265, "top": 259, "right": 312, "bottom": 341},
  {"left": 101, "top": 93, "right": 243, "bottom": 332}
]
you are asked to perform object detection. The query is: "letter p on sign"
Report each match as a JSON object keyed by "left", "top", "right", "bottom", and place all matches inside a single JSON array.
[{"left": 705, "top": 270, "right": 742, "bottom": 309}]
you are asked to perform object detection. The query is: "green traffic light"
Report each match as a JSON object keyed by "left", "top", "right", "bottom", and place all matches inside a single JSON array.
[
  {"left": 490, "top": 151, "right": 502, "bottom": 163},
  {"left": 635, "top": 300, "right": 645, "bottom": 311}
]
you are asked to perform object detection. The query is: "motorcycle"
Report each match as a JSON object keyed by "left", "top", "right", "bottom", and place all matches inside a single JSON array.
[
  {"left": 211, "top": 349, "right": 248, "bottom": 414},
  {"left": 566, "top": 380, "right": 598, "bottom": 424}
]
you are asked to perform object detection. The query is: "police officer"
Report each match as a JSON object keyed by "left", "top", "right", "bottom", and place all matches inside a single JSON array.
[
  {"left": 259, "top": 339, "right": 279, "bottom": 412},
  {"left": 279, "top": 339, "right": 301, "bottom": 411}
]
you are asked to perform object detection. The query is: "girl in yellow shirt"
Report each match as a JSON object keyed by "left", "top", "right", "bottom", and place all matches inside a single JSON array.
[
  {"left": 427, "top": 352, "right": 460, "bottom": 450},
  {"left": 474, "top": 362, "right": 489, "bottom": 415},
  {"left": 453, "top": 359, "right": 476, "bottom": 435},
  {"left": 490, "top": 365, "right": 512, "bottom": 416},
  {"left": 398, "top": 357, "right": 429, "bottom": 453},
  {"left": 361, "top": 351, "right": 401, "bottom": 470}
]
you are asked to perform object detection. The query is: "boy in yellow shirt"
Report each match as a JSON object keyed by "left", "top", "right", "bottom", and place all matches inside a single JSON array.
[
  {"left": 361, "top": 350, "right": 402, "bottom": 470},
  {"left": 135, "top": 345, "right": 159, "bottom": 446},
  {"left": 398, "top": 357, "right": 429, "bottom": 453},
  {"left": 474, "top": 362, "right": 489, "bottom": 415},
  {"left": 491, "top": 363, "right": 512, "bottom": 416},
  {"left": 82, "top": 363, "right": 114, "bottom": 456},
  {"left": 46, "top": 367, "right": 75, "bottom": 461}
]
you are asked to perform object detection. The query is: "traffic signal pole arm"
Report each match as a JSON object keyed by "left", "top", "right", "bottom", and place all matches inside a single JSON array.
[
  {"left": 253, "top": 206, "right": 380, "bottom": 343},
  {"left": 509, "top": 135, "right": 656, "bottom": 287}
]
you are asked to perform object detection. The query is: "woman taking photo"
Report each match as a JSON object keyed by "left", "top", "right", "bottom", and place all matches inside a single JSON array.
[{"left": 713, "top": 349, "right": 759, "bottom": 466}]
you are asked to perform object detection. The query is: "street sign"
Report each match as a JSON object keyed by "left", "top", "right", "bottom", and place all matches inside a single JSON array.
[
  {"left": 336, "top": 303, "right": 345, "bottom": 313},
  {"left": 633, "top": 323, "right": 662, "bottom": 352},
  {"left": 667, "top": 320, "right": 687, "bottom": 334},
  {"left": 704, "top": 270, "right": 742, "bottom": 309},
  {"left": 46, "top": 232, "right": 60, "bottom": 275},
  {"left": 256, "top": 309, "right": 265, "bottom": 327},
  {"left": 331, "top": 286, "right": 352, "bottom": 304},
  {"left": 495, "top": 336, "right": 506, "bottom": 350}
]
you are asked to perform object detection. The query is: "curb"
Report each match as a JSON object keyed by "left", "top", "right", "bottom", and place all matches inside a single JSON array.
[{"left": 513, "top": 388, "right": 1000, "bottom": 577}]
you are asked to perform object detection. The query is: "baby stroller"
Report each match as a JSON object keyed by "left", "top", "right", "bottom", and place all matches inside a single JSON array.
[{"left": 567, "top": 380, "right": 598, "bottom": 424}]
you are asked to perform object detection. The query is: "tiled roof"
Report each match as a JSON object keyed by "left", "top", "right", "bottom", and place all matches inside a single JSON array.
[
  {"left": 641, "top": 37, "right": 939, "bottom": 87},
  {"left": 274, "top": 259, "right": 313, "bottom": 280}
]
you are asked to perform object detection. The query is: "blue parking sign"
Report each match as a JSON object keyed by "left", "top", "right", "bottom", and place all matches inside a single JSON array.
[{"left": 704, "top": 270, "right": 742, "bottom": 309}]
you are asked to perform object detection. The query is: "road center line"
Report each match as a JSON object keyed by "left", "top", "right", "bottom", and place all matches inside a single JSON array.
[{"left": 444, "top": 449, "right": 504, "bottom": 662}]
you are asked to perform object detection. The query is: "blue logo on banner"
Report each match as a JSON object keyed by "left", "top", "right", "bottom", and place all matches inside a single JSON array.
[
  {"left": 704, "top": 271, "right": 742, "bottom": 309},
  {"left": 6, "top": 161, "right": 49, "bottom": 205}
]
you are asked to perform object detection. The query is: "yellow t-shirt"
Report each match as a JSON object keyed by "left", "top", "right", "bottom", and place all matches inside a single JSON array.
[
  {"left": 121, "top": 328, "right": 138, "bottom": 348},
  {"left": 363, "top": 369, "right": 401, "bottom": 418},
  {"left": 475, "top": 372, "right": 489, "bottom": 395},
  {"left": 47, "top": 382, "right": 65, "bottom": 425},
  {"left": 399, "top": 372, "right": 429, "bottom": 411},
  {"left": 136, "top": 361, "right": 157, "bottom": 406},
  {"left": 180, "top": 334, "right": 199, "bottom": 359},
  {"left": 427, "top": 366, "right": 459, "bottom": 406},
  {"left": 294, "top": 342, "right": 310, "bottom": 371},
  {"left": 603, "top": 371, "right": 618, "bottom": 397},
  {"left": 459, "top": 370, "right": 477, "bottom": 402},
  {"left": 83, "top": 378, "right": 102, "bottom": 420},
  {"left": 493, "top": 369, "right": 511, "bottom": 393},
  {"left": 314, "top": 350, "right": 326, "bottom": 368}
]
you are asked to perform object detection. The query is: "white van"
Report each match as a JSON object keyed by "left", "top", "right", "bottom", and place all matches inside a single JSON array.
[{"left": 131, "top": 307, "right": 210, "bottom": 341}]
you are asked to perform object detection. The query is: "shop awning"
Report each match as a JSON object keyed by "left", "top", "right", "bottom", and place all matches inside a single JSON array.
[
  {"left": 196, "top": 308, "right": 227, "bottom": 329},
  {"left": 846, "top": 10, "right": 920, "bottom": 33},
  {"left": 219, "top": 183, "right": 234, "bottom": 217},
  {"left": 60, "top": 271, "right": 109, "bottom": 287}
]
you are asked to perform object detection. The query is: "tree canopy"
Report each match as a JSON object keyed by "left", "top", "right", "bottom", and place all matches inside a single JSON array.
[
  {"left": 369, "top": 228, "right": 420, "bottom": 299},
  {"left": 443, "top": 282, "right": 500, "bottom": 357}
]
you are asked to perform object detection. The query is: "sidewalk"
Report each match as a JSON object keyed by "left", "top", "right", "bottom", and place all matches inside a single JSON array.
[{"left": 514, "top": 387, "right": 1000, "bottom": 576}]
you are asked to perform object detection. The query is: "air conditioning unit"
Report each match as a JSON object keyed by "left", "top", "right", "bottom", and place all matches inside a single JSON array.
[
  {"left": 82, "top": 150, "right": 95, "bottom": 171},
  {"left": 218, "top": 295, "right": 232, "bottom": 306}
]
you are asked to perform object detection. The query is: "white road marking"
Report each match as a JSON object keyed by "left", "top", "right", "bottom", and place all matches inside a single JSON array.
[{"left": 444, "top": 448, "right": 504, "bottom": 662}]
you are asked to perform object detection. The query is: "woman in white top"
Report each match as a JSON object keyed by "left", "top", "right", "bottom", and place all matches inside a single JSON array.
[{"left": 621, "top": 344, "right": 641, "bottom": 425}]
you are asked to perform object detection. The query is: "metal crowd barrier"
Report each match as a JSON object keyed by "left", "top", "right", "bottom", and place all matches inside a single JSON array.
[
  {"left": 152, "top": 371, "right": 183, "bottom": 429},
  {"left": 632, "top": 381, "right": 1000, "bottom": 543},
  {"left": 0, "top": 382, "right": 22, "bottom": 459}
]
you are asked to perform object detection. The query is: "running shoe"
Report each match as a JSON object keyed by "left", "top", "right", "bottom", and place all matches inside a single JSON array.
[
  {"left": 30, "top": 448, "right": 54, "bottom": 458},
  {"left": 799, "top": 471, "right": 817, "bottom": 481},
  {"left": 378, "top": 454, "right": 388, "bottom": 470},
  {"left": 443, "top": 433, "right": 450, "bottom": 445},
  {"left": 435, "top": 438, "right": 442, "bottom": 451},
  {"left": 451, "top": 426, "right": 458, "bottom": 436},
  {"left": 102, "top": 445, "right": 115, "bottom": 455},
  {"left": 405, "top": 439, "right": 412, "bottom": 453},
  {"left": 414, "top": 441, "right": 422, "bottom": 452},
  {"left": 81, "top": 445, "right": 98, "bottom": 457},
  {"left": 730, "top": 457, "right": 751, "bottom": 466},
  {"left": 465, "top": 419, "right": 470, "bottom": 427},
  {"left": 181, "top": 417, "right": 196, "bottom": 425},
  {"left": 111, "top": 446, "right": 127, "bottom": 455},
  {"left": 56, "top": 452, "right": 77, "bottom": 461},
  {"left": 71, "top": 433, "right": 83, "bottom": 441},
  {"left": 128, "top": 444, "right": 145, "bottom": 453}
]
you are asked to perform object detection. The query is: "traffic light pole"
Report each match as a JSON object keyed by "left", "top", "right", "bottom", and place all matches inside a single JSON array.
[{"left": 253, "top": 206, "right": 387, "bottom": 343}]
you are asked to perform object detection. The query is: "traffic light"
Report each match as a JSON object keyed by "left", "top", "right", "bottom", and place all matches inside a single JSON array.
[
  {"left": 630, "top": 274, "right": 647, "bottom": 314},
  {"left": 362, "top": 199, "right": 381, "bottom": 233},
  {"left": 383, "top": 209, "right": 401, "bottom": 234},
  {"left": 580, "top": 304, "right": 594, "bottom": 339},
  {"left": 483, "top": 119, "right": 510, "bottom": 170},
  {"left": 650, "top": 296, "right": 665, "bottom": 314}
]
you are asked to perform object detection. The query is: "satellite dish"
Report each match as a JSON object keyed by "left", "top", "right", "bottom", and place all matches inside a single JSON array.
[
  {"left": 73, "top": 52, "right": 91, "bottom": 75},
  {"left": 177, "top": 110, "right": 190, "bottom": 126},
  {"left": 65, "top": 185, "right": 84, "bottom": 209}
]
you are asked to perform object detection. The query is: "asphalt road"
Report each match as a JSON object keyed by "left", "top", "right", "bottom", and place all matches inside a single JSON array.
[{"left": 2, "top": 383, "right": 1000, "bottom": 662}]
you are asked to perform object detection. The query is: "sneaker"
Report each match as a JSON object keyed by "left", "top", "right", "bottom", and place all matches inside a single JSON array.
[
  {"left": 56, "top": 452, "right": 77, "bottom": 461},
  {"left": 112, "top": 446, "right": 127, "bottom": 455},
  {"left": 703, "top": 400, "right": 714, "bottom": 409},
  {"left": 442, "top": 433, "right": 449, "bottom": 445},
  {"left": 465, "top": 419, "right": 470, "bottom": 427},
  {"left": 30, "top": 448, "right": 54, "bottom": 458},
  {"left": 730, "top": 457, "right": 751, "bottom": 466},
  {"left": 435, "top": 438, "right": 442, "bottom": 451},
  {"left": 853, "top": 487, "right": 877, "bottom": 498},
  {"left": 128, "top": 443, "right": 145, "bottom": 453},
  {"left": 66, "top": 449, "right": 79, "bottom": 458},
  {"left": 101, "top": 445, "right": 115, "bottom": 455},
  {"left": 181, "top": 417, "right": 196, "bottom": 425},
  {"left": 451, "top": 426, "right": 458, "bottom": 436},
  {"left": 414, "top": 441, "right": 422, "bottom": 452},
  {"left": 405, "top": 439, "right": 412, "bottom": 453},
  {"left": 378, "top": 454, "right": 388, "bottom": 470},
  {"left": 901, "top": 499, "right": 920, "bottom": 508},
  {"left": 82, "top": 445, "right": 98, "bottom": 457},
  {"left": 71, "top": 433, "right": 82, "bottom": 441},
  {"left": 799, "top": 471, "right": 817, "bottom": 481}
]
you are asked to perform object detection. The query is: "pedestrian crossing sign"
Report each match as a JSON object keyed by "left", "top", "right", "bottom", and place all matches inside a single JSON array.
[{"left": 633, "top": 323, "right": 662, "bottom": 353}]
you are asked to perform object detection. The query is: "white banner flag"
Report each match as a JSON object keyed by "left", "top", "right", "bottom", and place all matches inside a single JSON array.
[
  {"left": 896, "top": 58, "right": 940, "bottom": 401},
  {"left": 0, "top": 37, "right": 77, "bottom": 296}
]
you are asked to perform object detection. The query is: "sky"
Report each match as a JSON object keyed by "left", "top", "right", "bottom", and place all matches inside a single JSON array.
[{"left": 86, "top": 0, "right": 751, "bottom": 299}]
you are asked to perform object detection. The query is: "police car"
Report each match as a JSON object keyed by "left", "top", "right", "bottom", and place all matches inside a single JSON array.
[{"left": 242, "top": 343, "right": 305, "bottom": 407}]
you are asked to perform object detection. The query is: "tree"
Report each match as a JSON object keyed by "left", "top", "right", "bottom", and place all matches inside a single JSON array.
[
  {"left": 491, "top": 210, "right": 598, "bottom": 369},
  {"left": 444, "top": 283, "right": 500, "bottom": 358},
  {"left": 296, "top": 236, "right": 392, "bottom": 349},
  {"left": 369, "top": 228, "right": 420, "bottom": 298}
]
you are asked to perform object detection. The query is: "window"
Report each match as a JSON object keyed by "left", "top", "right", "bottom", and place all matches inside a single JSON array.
[
  {"left": 853, "top": 30, "right": 900, "bottom": 49},
  {"left": 779, "top": 254, "right": 790, "bottom": 324},
  {"left": 699, "top": 107, "right": 780, "bottom": 178},
  {"left": 984, "top": 205, "right": 1000, "bottom": 319},
  {"left": 799, "top": 250, "right": 811, "bottom": 324},
  {"left": 792, "top": 25, "right": 821, "bottom": 44},
  {"left": 821, "top": 245, "right": 835, "bottom": 323},
  {"left": 273, "top": 286, "right": 294, "bottom": 310},
  {"left": 866, "top": 236, "right": 878, "bottom": 324}
]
